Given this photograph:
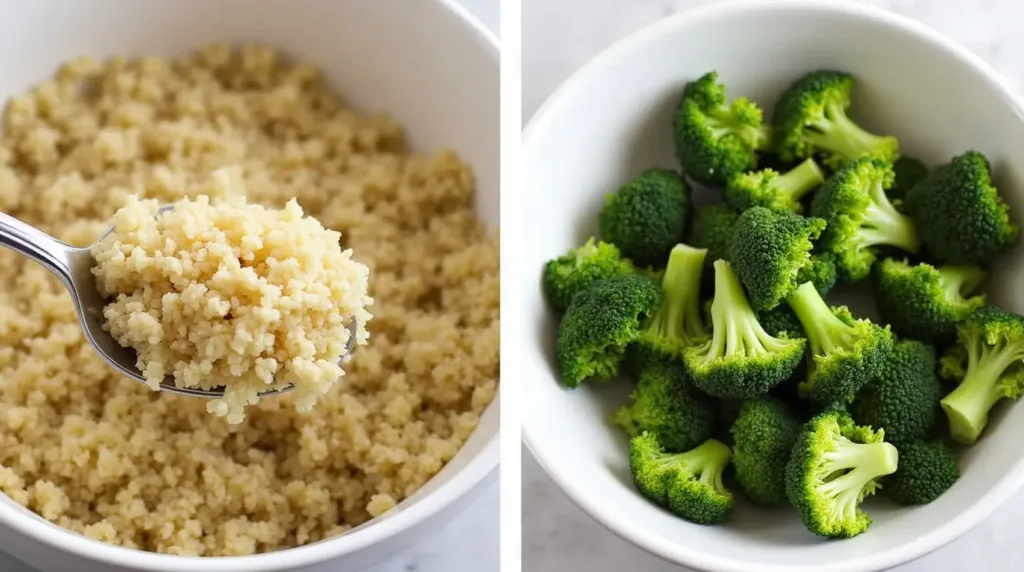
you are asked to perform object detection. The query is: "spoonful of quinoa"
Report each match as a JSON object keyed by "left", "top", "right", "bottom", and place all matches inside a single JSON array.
[{"left": 0, "top": 166, "right": 373, "bottom": 424}]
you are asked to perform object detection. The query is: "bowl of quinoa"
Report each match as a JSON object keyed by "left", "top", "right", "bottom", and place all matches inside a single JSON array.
[{"left": 0, "top": 1, "right": 499, "bottom": 571}]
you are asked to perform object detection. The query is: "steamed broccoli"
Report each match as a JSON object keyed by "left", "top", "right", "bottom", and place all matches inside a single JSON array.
[
  {"left": 938, "top": 306, "right": 1024, "bottom": 445},
  {"left": 798, "top": 252, "right": 839, "bottom": 297},
  {"left": 851, "top": 339, "right": 942, "bottom": 446},
  {"left": 811, "top": 157, "right": 921, "bottom": 282},
  {"left": 598, "top": 168, "right": 691, "bottom": 268},
  {"left": 613, "top": 361, "right": 717, "bottom": 452},
  {"left": 688, "top": 204, "right": 739, "bottom": 268},
  {"left": 890, "top": 156, "right": 928, "bottom": 201},
  {"left": 885, "top": 441, "right": 959, "bottom": 505},
  {"left": 729, "top": 207, "right": 827, "bottom": 311},
  {"left": 725, "top": 158, "right": 826, "bottom": 214},
  {"left": 873, "top": 259, "right": 987, "bottom": 344},
  {"left": 543, "top": 238, "right": 636, "bottom": 312},
  {"left": 730, "top": 397, "right": 801, "bottom": 507},
  {"left": 683, "top": 260, "right": 806, "bottom": 398},
  {"left": 787, "top": 282, "right": 894, "bottom": 403},
  {"left": 556, "top": 274, "right": 662, "bottom": 388},
  {"left": 629, "top": 432, "right": 734, "bottom": 524},
  {"left": 785, "top": 410, "right": 899, "bottom": 538},
  {"left": 904, "top": 150, "right": 1020, "bottom": 266},
  {"left": 772, "top": 70, "right": 899, "bottom": 169},
  {"left": 673, "top": 71, "right": 772, "bottom": 186}
]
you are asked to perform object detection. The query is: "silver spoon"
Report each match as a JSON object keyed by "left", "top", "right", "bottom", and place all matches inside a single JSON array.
[{"left": 0, "top": 207, "right": 357, "bottom": 398}]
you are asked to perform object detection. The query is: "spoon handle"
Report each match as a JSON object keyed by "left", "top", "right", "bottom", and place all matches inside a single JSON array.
[{"left": 0, "top": 211, "right": 75, "bottom": 283}]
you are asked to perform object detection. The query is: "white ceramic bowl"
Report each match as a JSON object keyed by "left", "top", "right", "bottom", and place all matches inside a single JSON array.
[
  {"left": 521, "top": 1, "right": 1024, "bottom": 571},
  {"left": 0, "top": 1, "right": 499, "bottom": 571}
]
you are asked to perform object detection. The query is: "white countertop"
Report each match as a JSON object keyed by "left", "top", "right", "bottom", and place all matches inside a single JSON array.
[
  {"left": 0, "top": 1, "right": 500, "bottom": 572},
  {"left": 522, "top": 0, "right": 1024, "bottom": 571}
]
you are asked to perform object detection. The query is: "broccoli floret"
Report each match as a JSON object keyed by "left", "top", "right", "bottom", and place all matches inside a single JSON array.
[
  {"left": 938, "top": 306, "right": 1024, "bottom": 445},
  {"left": 725, "top": 158, "right": 826, "bottom": 214},
  {"left": 772, "top": 70, "right": 899, "bottom": 169},
  {"left": 885, "top": 441, "right": 959, "bottom": 505},
  {"left": 785, "top": 410, "right": 899, "bottom": 539},
  {"left": 890, "top": 156, "right": 928, "bottom": 201},
  {"left": 811, "top": 157, "right": 921, "bottom": 282},
  {"left": 555, "top": 275, "right": 662, "bottom": 388},
  {"left": 787, "top": 282, "right": 894, "bottom": 403},
  {"left": 543, "top": 237, "right": 636, "bottom": 312},
  {"left": 731, "top": 397, "right": 801, "bottom": 507},
  {"left": 798, "top": 252, "right": 838, "bottom": 297},
  {"left": 874, "top": 259, "right": 987, "bottom": 345},
  {"left": 598, "top": 168, "right": 691, "bottom": 268},
  {"left": 730, "top": 207, "right": 827, "bottom": 311},
  {"left": 673, "top": 71, "right": 772, "bottom": 186},
  {"left": 629, "top": 432, "right": 734, "bottom": 525},
  {"left": 629, "top": 244, "right": 707, "bottom": 367},
  {"left": 757, "top": 305, "right": 804, "bottom": 340},
  {"left": 613, "top": 361, "right": 717, "bottom": 452},
  {"left": 851, "top": 339, "right": 942, "bottom": 446},
  {"left": 683, "top": 260, "right": 806, "bottom": 398},
  {"left": 904, "top": 150, "right": 1020, "bottom": 266},
  {"left": 688, "top": 204, "right": 739, "bottom": 268}
]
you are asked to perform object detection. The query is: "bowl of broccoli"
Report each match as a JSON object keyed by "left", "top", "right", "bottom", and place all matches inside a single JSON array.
[{"left": 520, "top": 1, "right": 1024, "bottom": 570}]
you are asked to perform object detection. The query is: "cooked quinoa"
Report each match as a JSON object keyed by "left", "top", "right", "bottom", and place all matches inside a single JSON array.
[
  {"left": 0, "top": 45, "right": 499, "bottom": 556},
  {"left": 92, "top": 171, "right": 373, "bottom": 424}
]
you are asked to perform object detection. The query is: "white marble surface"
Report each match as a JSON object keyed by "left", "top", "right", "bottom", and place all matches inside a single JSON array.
[
  {"left": 0, "top": 1, "right": 500, "bottom": 572},
  {"left": 522, "top": 1, "right": 1024, "bottom": 571}
]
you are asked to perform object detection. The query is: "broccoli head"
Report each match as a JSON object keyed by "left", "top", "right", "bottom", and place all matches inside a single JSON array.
[
  {"left": 873, "top": 258, "right": 987, "bottom": 345},
  {"left": 787, "top": 282, "right": 894, "bottom": 403},
  {"left": 556, "top": 274, "right": 662, "bottom": 388},
  {"left": 543, "top": 237, "right": 636, "bottom": 312},
  {"left": 811, "top": 157, "right": 921, "bottom": 282},
  {"left": 683, "top": 260, "right": 806, "bottom": 398},
  {"left": 904, "top": 150, "right": 1020, "bottom": 266},
  {"left": 688, "top": 204, "right": 739, "bottom": 268},
  {"left": 885, "top": 441, "right": 959, "bottom": 505},
  {"left": 851, "top": 339, "right": 942, "bottom": 446},
  {"left": 890, "top": 155, "right": 928, "bottom": 201},
  {"left": 772, "top": 70, "right": 899, "bottom": 169},
  {"left": 785, "top": 410, "right": 899, "bottom": 539},
  {"left": 730, "top": 397, "right": 801, "bottom": 507},
  {"left": 673, "top": 71, "right": 772, "bottom": 187},
  {"left": 729, "top": 206, "right": 827, "bottom": 311},
  {"left": 725, "top": 158, "right": 826, "bottom": 214},
  {"left": 938, "top": 306, "right": 1024, "bottom": 445},
  {"left": 598, "top": 168, "right": 691, "bottom": 268},
  {"left": 629, "top": 432, "right": 734, "bottom": 525},
  {"left": 613, "top": 361, "right": 717, "bottom": 452}
]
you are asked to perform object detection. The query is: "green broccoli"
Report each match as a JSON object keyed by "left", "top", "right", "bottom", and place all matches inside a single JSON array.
[
  {"left": 786, "top": 281, "right": 894, "bottom": 403},
  {"left": 556, "top": 274, "right": 662, "bottom": 388},
  {"left": 811, "top": 157, "right": 921, "bottom": 282},
  {"left": 673, "top": 71, "right": 772, "bottom": 187},
  {"left": 890, "top": 156, "right": 928, "bottom": 201},
  {"left": 785, "top": 410, "right": 899, "bottom": 539},
  {"left": 772, "top": 70, "right": 899, "bottom": 169},
  {"left": 730, "top": 397, "right": 801, "bottom": 507},
  {"left": 543, "top": 237, "right": 636, "bottom": 312},
  {"left": 613, "top": 361, "right": 716, "bottom": 452},
  {"left": 598, "top": 168, "right": 691, "bottom": 268},
  {"left": 725, "top": 158, "right": 826, "bottom": 214},
  {"left": 729, "top": 207, "right": 827, "bottom": 311},
  {"left": 938, "top": 306, "right": 1024, "bottom": 445},
  {"left": 851, "top": 339, "right": 943, "bottom": 446},
  {"left": 873, "top": 259, "right": 987, "bottom": 344},
  {"left": 885, "top": 441, "right": 959, "bottom": 505},
  {"left": 798, "top": 252, "right": 838, "bottom": 297},
  {"left": 683, "top": 260, "right": 806, "bottom": 398},
  {"left": 629, "top": 432, "right": 734, "bottom": 525},
  {"left": 904, "top": 150, "right": 1020, "bottom": 266},
  {"left": 629, "top": 244, "right": 707, "bottom": 367},
  {"left": 688, "top": 204, "right": 739, "bottom": 268},
  {"left": 757, "top": 305, "right": 804, "bottom": 339}
]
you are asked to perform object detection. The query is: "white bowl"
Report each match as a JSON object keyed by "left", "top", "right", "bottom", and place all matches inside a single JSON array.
[
  {"left": 0, "top": 1, "right": 499, "bottom": 571},
  {"left": 521, "top": 1, "right": 1024, "bottom": 571}
]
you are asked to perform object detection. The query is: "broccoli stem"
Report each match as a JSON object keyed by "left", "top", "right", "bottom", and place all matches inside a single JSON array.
[
  {"left": 937, "top": 266, "right": 987, "bottom": 303},
  {"left": 707, "top": 107, "right": 772, "bottom": 150},
  {"left": 787, "top": 281, "right": 854, "bottom": 355},
  {"left": 940, "top": 337, "right": 1024, "bottom": 444},
  {"left": 806, "top": 101, "right": 889, "bottom": 164},
  {"left": 817, "top": 437, "right": 899, "bottom": 520},
  {"left": 702, "top": 261, "right": 791, "bottom": 366},
  {"left": 678, "top": 439, "right": 732, "bottom": 488},
  {"left": 644, "top": 244, "right": 707, "bottom": 344},
  {"left": 857, "top": 176, "right": 921, "bottom": 253},
  {"left": 777, "top": 158, "right": 825, "bottom": 202}
]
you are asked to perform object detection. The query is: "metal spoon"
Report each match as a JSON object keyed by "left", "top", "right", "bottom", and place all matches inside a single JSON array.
[{"left": 0, "top": 207, "right": 357, "bottom": 398}]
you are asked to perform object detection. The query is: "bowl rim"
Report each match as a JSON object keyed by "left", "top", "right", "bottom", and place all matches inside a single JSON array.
[
  {"left": 521, "top": 0, "right": 1024, "bottom": 570},
  {"left": 0, "top": 0, "right": 500, "bottom": 570}
]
